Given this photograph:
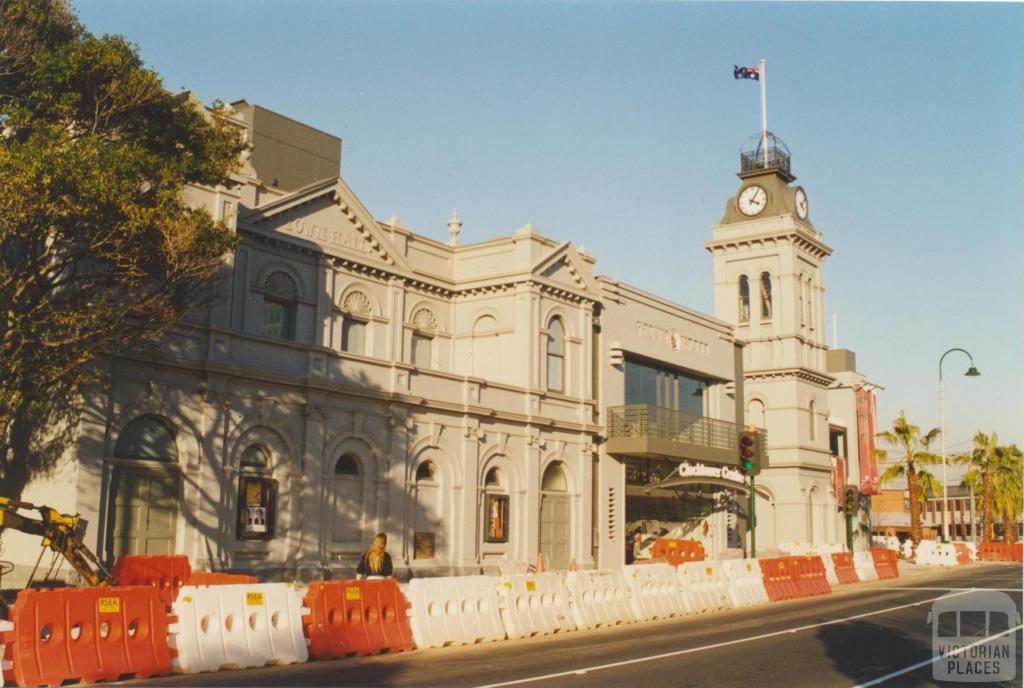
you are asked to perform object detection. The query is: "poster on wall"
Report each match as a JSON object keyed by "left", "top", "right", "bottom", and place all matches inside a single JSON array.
[
  {"left": 484, "top": 494, "right": 510, "bottom": 543},
  {"left": 413, "top": 531, "right": 436, "bottom": 559},
  {"left": 237, "top": 475, "right": 277, "bottom": 541},
  {"left": 856, "top": 386, "right": 880, "bottom": 495}
]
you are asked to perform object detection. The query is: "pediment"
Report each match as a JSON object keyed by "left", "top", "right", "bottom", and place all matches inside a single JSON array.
[
  {"left": 239, "top": 178, "right": 409, "bottom": 270},
  {"left": 532, "top": 242, "right": 599, "bottom": 295}
]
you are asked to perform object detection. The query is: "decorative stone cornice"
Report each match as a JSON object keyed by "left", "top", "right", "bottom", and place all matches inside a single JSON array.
[{"left": 744, "top": 366, "right": 835, "bottom": 387}]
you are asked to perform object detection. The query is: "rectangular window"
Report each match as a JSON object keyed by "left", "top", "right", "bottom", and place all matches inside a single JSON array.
[
  {"left": 484, "top": 494, "right": 510, "bottom": 543},
  {"left": 262, "top": 301, "right": 290, "bottom": 339},
  {"left": 547, "top": 354, "right": 564, "bottom": 393},
  {"left": 236, "top": 475, "right": 277, "bottom": 541},
  {"left": 341, "top": 318, "right": 366, "bottom": 355},
  {"left": 411, "top": 333, "right": 432, "bottom": 369},
  {"left": 624, "top": 359, "right": 706, "bottom": 416}
]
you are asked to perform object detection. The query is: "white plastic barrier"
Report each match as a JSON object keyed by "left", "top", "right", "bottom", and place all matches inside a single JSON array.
[
  {"left": 678, "top": 561, "right": 733, "bottom": 614},
  {"left": 916, "top": 542, "right": 958, "bottom": 566},
  {"left": 169, "top": 583, "right": 309, "bottom": 673},
  {"left": 497, "top": 573, "right": 575, "bottom": 638},
  {"left": 820, "top": 553, "right": 839, "bottom": 587},
  {"left": 778, "top": 541, "right": 813, "bottom": 556},
  {"left": 407, "top": 575, "right": 506, "bottom": 649},
  {"left": 0, "top": 619, "right": 12, "bottom": 687},
  {"left": 722, "top": 559, "right": 769, "bottom": 607},
  {"left": 878, "top": 536, "right": 901, "bottom": 551},
  {"left": 901, "top": 540, "right": 914, "bottom": 559},
  {"left": 853, "top": 551, "right": 879, "bottom": 582},
  {"left": 564, "top": 569, "right": 635, "bottom": 629},
  {"left": 623, "top": 563, "right": 686, "bottom": 621}
]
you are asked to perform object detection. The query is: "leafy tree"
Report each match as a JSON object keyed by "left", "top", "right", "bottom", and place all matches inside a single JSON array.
[
  {"left": 959, "top": 434, "right": 1023, "bottom": 542},
  {"left": 0, "top": 0, "right": 244, "bottom": 502},
  {"left": 875, "top": 411, "right": 941, "bottom": 550}
]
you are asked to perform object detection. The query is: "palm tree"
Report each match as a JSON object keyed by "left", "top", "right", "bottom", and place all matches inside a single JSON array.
[
  {"left": 992, "top": 444, "right": 1022, "bottom": 542},
  {"left": 957, "top": 433, "right": 1022, "bottom": 542},
  {"left": 875, "top": 411, "right": 941, "bottom": 549}
]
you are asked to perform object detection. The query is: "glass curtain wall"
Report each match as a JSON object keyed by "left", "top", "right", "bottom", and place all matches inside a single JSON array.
[{"left": 624, "top": 359, "right": 707, "bottom": 416}]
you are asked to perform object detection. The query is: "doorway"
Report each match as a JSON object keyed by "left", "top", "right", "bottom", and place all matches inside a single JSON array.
[
  {"left": 540, "top": 462, "right": 570, "bottom": 569},
  {"left": 108, "top": 417, "right": 181, "bottom": 559}
]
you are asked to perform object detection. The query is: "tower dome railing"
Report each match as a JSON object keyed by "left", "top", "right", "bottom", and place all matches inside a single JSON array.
[{"left": 739, "top": 131, "right": 791, "bottom": 176}]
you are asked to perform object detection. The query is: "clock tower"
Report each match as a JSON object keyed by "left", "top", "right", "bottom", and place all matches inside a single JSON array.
[{"left": 705, "top": 132, "right": 840, "bottom": 549}]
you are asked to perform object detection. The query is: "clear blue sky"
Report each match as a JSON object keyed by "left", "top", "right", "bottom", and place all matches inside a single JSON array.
[{"left": 77, "top": 1, "right": 1024, "bottom": 453}]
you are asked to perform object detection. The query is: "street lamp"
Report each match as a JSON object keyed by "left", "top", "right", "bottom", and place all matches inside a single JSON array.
[{"left": 938, "top": 348, "right": 980, "bottom": 543}]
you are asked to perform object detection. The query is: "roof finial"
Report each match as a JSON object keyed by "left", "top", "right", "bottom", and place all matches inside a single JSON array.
[{"left": 447, "top": 209, "right": 462, "bottom": 246}]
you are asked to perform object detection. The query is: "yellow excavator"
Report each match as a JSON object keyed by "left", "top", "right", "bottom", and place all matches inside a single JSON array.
[{"left": 0, "top": 497, "right": 114, "bottom": 589}]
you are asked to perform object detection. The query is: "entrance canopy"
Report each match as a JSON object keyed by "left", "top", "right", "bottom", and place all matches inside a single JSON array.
[{"left": 645, "top": 474, "right": 772, "bottom": 500}]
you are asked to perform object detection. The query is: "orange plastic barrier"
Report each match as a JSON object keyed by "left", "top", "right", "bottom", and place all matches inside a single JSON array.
[
  {"left": 978, "top": 542, "right": 1023, "bottom": 562},
  {"left": 111, "top": 554, "right": 191, "bottom": 606},
  {"left": 793, "top": 556, "right": 831, "bottom": 597},
  {"left": 831, "top": 552, "right": 859, "bottom": 584},
  {"left": 869, "top": 548, "right": 900, "bottom": 579},
  {"left": 185, "top": 571, "right": 258, "bottom": 586},
  {"left": 302, "top": 579, "right": 414, "bottom": 659},
  {"left": 953, "top": 543, "right": 972, "bottom": 566},
  {"left": 649, "top": 539, "right": 705, "bottom": 566},
  {"left": 758, "top": 557, "right": 801, "bottom": 602},
  {"left": 2, "top": 586, "right": 171, "bottom": 687}
]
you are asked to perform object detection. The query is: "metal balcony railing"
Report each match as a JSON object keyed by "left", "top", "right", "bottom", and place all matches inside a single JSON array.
[
  {"left": 608, "top": 404, "right": 737, "bottom": 450},
  {"left": 606, "top": 404, "right": 766, "bottom": 465}
]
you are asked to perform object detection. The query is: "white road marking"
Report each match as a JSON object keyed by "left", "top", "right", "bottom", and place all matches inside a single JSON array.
[
  {"left": 852, "top": 624, "right": 1024, "bottom": 688},
  {"left": 887, "top": 586, "right": 1023, "bottom": 592},
  {"left": 473, "top": 590, "right": 975, "bottom": 688}
]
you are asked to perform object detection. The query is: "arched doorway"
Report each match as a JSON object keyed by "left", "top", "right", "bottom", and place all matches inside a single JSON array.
[
  {"left": 540, "top": 462, "right": 570, "bottom": 569},
  {"left": 109, "top": 417, "right": 181, "bottom": 558}
]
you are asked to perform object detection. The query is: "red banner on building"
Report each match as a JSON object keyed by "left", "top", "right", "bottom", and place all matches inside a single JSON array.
[
  {"left": 832, "top": 456, "right": 847, "bottom": 503},
  {"left": 856, "top": 386, "right": 879, "bottom": 495}
]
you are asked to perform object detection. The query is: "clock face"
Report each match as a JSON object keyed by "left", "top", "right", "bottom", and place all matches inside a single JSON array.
[
  {"left": 737, "top": 185, "right": 767, "bottom": 217},
  {"left": 795, "top": 187, "right": 809, "bottom": 220}
]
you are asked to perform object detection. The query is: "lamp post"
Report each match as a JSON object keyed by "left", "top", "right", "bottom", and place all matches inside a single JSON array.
[{"left": 938, "top": 348, "right": 980, "bottom": 543}]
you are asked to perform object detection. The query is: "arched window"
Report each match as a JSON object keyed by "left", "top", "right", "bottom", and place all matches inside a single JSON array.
[
  {"left": 806, "top": 277, "right": 814, "bottom": 330},
  {"left": 411, "top": 308, "right": 438, "bottom": 369},
  {"left": 114, "top": 417, "right": 177, "bottom": 461},
  {"left": 546, "top": 317, "right": 565, "bottom": 393},
  {"left": 332, "top": 453, "right": 365, "bottom": 544},
  {"left": 341, "top": 291, "right": 371, "bottom": 355},
  {"left": 413, "top": 460, "right": 441, "bottom": 559},
  {"left": 541, "top": 462, "right": 568, "bottom": 492},
  {"left": 747, "top": 399, "right": 766, "bottom": 429},
  {"left": 760, "top": 272, "right": 773, "bottom": 320},
  {"left": 809, "top": 400, "right": 816, "bottom": 441},
  {"left": 335, "top": 454, "right": 362, "bottom": 476},
  {"left": 237, "top": 444, "right": 276, "bottom": 541},
  {"left": 471, "top": 315, "right": 498, "bottom": 379},
  {"left": 738, "top": 276, "right": 750, "bottom": 323},
  {"left": 483, "top": 467, "right": 509, "bottom": 544},
  {"left": 416, "top": 460, "right": 437, "bottom": 483},
  {"left": 798, "top": 275, "right": 806, "bottom": 327},
  {"left": 240, "top": 445, "right": 269, "bottom": 468},
  {"left": 262, "top": 271, "right": 298, "bottom": 340}
]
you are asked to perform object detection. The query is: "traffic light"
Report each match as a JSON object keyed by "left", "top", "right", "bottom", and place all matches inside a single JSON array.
[
  {"left": 738, "top": 430, "right": 761, "bottom": 476},
  {"left": 843, "top": 485, "right": 860, "bottom": 515}
]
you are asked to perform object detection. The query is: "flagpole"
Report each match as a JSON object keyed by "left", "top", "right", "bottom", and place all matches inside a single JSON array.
[{"left": 760, "top": 58, "right": 768, "bottom": 167}]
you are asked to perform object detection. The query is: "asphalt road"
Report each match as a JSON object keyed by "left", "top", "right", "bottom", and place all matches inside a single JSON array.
[{"left": 124, "top": 563, "right": 1023, "bottom": 688}]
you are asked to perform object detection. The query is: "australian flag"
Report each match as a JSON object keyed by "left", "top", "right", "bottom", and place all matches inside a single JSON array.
[{"left": 734, "top": 64, "right": 760, "bottom": 81}]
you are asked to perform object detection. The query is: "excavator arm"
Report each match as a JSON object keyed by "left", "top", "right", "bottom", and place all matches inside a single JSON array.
[{"left": 0, "top": 498, "right": 114, "bottom": 586}]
